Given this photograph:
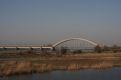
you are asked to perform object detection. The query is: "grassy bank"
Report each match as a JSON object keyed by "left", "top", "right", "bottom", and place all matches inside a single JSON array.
[{"left": 0, "top": 53, "right": 121, "bottom": 76}]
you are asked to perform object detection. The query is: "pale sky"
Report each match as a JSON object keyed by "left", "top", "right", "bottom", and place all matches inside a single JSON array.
[{"left": 0, "top": 0, "right": 121, "bottom": 46}]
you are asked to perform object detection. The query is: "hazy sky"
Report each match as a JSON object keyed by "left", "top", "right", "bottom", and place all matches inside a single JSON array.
[{"left": 0, "top": 0, "right": 121, "bottom": 46}]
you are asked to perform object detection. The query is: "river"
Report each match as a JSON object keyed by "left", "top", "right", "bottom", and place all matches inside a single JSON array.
[{"left": 0, "top": 68, "right": 121, "bottom": 80}]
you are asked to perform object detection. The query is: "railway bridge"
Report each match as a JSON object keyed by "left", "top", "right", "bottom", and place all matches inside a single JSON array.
[{"left": 0, "top": 38, "right": 98, "bottom": 52}]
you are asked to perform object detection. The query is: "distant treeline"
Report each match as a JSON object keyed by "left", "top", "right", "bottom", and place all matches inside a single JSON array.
[{"left": 95, "top": 45, "right": 121, "bottom": 53}]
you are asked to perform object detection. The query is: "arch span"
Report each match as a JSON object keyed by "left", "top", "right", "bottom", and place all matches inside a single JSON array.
[{"left": 52, "top": 38, "right": 98, "bottom": 47}]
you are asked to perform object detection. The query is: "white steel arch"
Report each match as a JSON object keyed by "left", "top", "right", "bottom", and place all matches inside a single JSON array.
[{"left": 52, "top": 38, "right": 98, "bottom": 47}]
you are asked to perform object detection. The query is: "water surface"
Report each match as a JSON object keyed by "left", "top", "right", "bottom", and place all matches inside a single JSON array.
[{"left": 1, "top": 68, "right": 121, "bottom": 80}]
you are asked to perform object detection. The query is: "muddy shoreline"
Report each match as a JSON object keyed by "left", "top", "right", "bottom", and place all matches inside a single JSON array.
[{"left": 0, "top": 53, "right": 121, "bottom": 76}]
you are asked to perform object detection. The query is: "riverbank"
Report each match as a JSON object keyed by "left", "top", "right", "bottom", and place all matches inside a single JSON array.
[{"left": 0, "top": 53, "right": 121, "bottom": 76}]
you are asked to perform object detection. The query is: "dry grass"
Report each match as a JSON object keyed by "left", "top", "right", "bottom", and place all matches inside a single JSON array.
[
  {"left": 91, "top": 62, "right": 113, "bottom": 69},
  {"left": 0, "top": 53, "right": 121, "bottom": 76}
]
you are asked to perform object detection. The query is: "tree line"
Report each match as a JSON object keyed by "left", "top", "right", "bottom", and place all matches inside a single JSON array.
[{"left": 95, "top": 45, "right": 121, "bottom": 53}]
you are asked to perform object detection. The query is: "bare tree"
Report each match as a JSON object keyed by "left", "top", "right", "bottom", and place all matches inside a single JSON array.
[
  {"left": 95, "top": 45, "right": 102, "bottom": 53},
  {"left": 112, "top": 45, "right": 120, "bottom": 53},
  {"left": 60, "top": 47, "right": 68, "bottom": 54}
]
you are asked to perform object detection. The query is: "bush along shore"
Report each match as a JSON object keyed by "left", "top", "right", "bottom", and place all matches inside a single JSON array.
[{"left": 0, "top": 53, "right": 121, "bottom": 76}]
